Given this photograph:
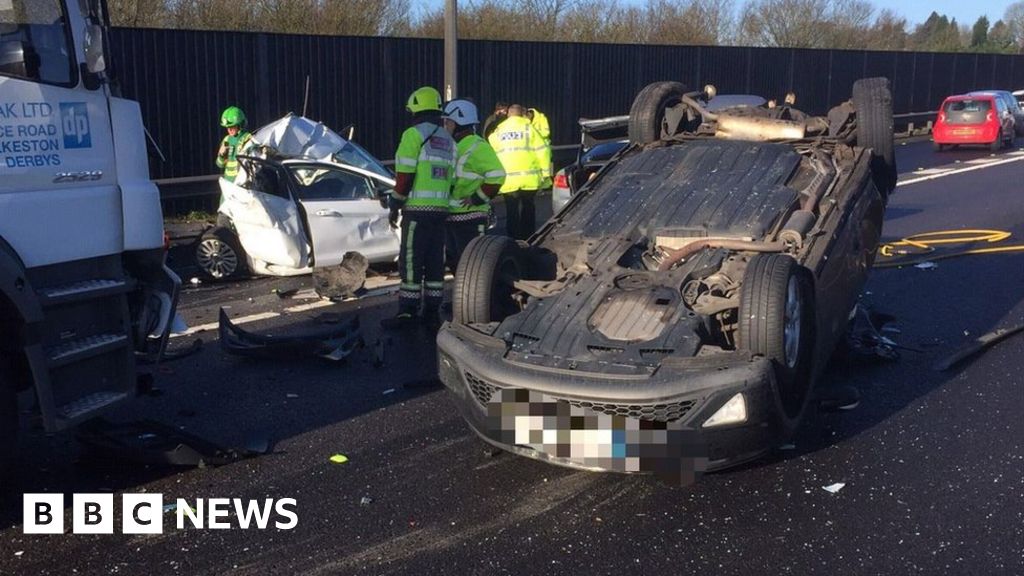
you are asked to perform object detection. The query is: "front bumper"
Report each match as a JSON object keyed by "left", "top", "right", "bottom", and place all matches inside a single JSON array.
[{"left": 437, "top": 323, "right": 792, "bottom": 475}]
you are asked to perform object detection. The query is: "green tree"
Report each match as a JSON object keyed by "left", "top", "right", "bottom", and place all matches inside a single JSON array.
[{"left": 970, "top": 15, "right": 989, "bottom": 48}]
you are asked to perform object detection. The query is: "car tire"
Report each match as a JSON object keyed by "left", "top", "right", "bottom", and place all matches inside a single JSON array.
[
  {"left": 454, "top": 235, "right": 523, "bottom": 324},
  {"left": 628, "top": 81, "right": 687, "bottom": 145},
  {"left": 932, "top": 141, "right": 945, "bottom": 152},
  {"left": 738, "top": 254, "right": 815, "bottom": 424},
  {"left": 0, "top": 354, "right": 18, "bottom": 490},
  {"left": 195, "top": 226, "right": 247, "bottom": 280},
  {"left": 991, "top": 138, "right": 1002, "bottom": 152},
  {"left": 853, "top": 77, "right": 897, "bottom": 197}
]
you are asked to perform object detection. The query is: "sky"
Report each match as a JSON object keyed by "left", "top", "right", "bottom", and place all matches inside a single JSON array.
[{"left": 415, "top": 0, "right": 1019, "bottom": 28}]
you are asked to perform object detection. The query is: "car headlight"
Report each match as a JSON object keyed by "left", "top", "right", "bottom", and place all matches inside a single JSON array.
[{"left": 702, "top": 393, "right": 747, "bottom": 427}]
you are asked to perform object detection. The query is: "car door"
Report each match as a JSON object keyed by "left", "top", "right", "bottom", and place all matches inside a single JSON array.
[
  {"left": 286, "top": 163, "right": 400, "bottom": 266},
  {"left": 220, "top": 157, "right": 310, "bottom": 269}
]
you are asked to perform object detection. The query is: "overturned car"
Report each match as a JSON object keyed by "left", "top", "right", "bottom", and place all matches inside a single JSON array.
[
  {"left": 194, "top": 115, "right": 399, "bottom": 279},
  {"left": 437, "top": 78, "right": 895, "bottom": 475}
]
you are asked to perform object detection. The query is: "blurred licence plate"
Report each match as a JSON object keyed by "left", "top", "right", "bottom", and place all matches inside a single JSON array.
[
  {"left": 486, "top": 389, "right": 683, "bottom": 473},
  {"left": 952, "top": 128, "right": 977, "bottom": 135}
]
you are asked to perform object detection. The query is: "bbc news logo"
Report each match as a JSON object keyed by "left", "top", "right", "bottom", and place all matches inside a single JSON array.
[{"left": 23, "top": 494, "right": 297, "bottom": 534}]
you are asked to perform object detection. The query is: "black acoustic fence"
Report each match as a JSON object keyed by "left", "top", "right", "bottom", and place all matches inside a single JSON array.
[{"left": 108, "top": 27, "right": 1024, "bottom": 180}]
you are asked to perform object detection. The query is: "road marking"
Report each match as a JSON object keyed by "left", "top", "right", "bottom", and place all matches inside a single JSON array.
[
  {"left": 173, "top": 311, "right": 279, "bottom": 337},
  {"left": 898, "top": 154, "right": 1024, "bottom": 187},
  {"left": 911, "top": 168, "right": 952, "bottom": 176}
]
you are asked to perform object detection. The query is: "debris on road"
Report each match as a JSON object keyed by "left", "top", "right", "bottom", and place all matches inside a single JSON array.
[
  {"left": 286, "top": 393, "right": 299, "bottom": 399},
  {"left": 846, "top": 304, "right": 903, "bottom": 360},
  {"left": 190, "top": 277, "right": 201, "bottom": 286},
  {"left": 329, "top": 454, "right": 349, "bottom": 464},
  {"left": 273, "top": 287, "right": 300, "bottom": 299},
  {"left": 218, "top": 308, "right": 362, "bottom": 361},
  {"left": 914, "top": 261, "right": 938, "bottom": 269},
  {"left": 934, "top": 323, "right": 1024, "bottom": 371},
  {"left": 77, "top": 419, "right": 270, "bottom": 467},
  {"left": 779, "top": 443, "right": 796, "bottom": 451},
  {"left": 822, "top": 483, "right": 846, "bottom": 493},
  {"left": 313, "top": 252, "right": 369, "bottom": 300},
  {"left": 359, "top": 496, "right": 373, "bottom": 506},
  {"left": 382, "top": 388, "right": 396, "bottom": 395}
]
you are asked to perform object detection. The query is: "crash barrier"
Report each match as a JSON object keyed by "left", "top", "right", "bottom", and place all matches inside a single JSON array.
[
  {"left": 107, "top": 26, "right": 1024, "bottom": 182},
  {"left": 157, "top": 144, "right": 582, "bottom": 216}
]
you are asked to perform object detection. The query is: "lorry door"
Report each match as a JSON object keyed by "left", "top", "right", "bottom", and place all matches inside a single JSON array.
[
  {"left": 287, "top": 163, "right": 399, "bottom": 266},
  {"left": 0, "top": 0, "right": 120, "bottom": 268},
  {"left": 219, "top": 158, "right": 310, "bottom": 269}
]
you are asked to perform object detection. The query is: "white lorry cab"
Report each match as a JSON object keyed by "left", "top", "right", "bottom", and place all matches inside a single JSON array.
[{"left": 0, "top": 0, "right": 180, "bottom": 471}]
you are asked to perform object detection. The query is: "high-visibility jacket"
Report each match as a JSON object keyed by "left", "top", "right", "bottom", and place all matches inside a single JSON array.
[
  {"left": 449, "top": 134, "right": 506, "bottom": 218},
  {"left": 529, "top": 108, "right": 553, "bottom": 182},
  {"left": 488, "top": 116, "right": 545, "bottom": 193},
  {"left": 394, "top": 120, "right": 457, "bottom": 211},
  {"left": 216, "top": 131, "right": 252, "bottom": 183}
]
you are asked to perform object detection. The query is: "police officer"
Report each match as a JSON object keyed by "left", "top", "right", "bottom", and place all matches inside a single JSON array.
[
  {"left": 442, "top": 99, "right": 506, "bottom": 272},
  {"left": 488, "top": 104, "right": 546, "bottom": 240},
  {"left": 527, "top": 107, "right": 552, "bottom": 189},
  {"left": 216, "top": 106, "right": 252, "bottom": 183},
  {"left": 390, "top": 87, "right": 457, "bottom": 325}
]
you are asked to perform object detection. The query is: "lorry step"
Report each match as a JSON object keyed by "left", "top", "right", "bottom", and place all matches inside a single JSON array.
[
  {"left": 47, "top": 334, "right": 129, "bottom": 368},
  {"left": 57, "top": 392, "right": 130, "bottom": 426},
  {"left": 39, "top": 279, "right": 129, "bottom": 306}
]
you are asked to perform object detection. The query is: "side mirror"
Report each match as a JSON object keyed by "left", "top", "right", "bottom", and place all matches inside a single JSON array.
[
  {"left": 0, "top": 40, "right": 38, "bottom": 79},
  {"left": 84, "top": 23, "right": 106, "bottom": 74}
]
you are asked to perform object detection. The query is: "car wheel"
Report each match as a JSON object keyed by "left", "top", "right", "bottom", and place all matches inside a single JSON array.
[
  {"left": 195, "top": 227, "right": 247, "bottom": 280},
  {"left": 628, "top": 81, "right": 687, "bottom": 145},
  {"left": 853, "top": 77, "right": 896, "bottom": 197},
  {"left": 991, "top": 138, "right": 1002, "bottom": 152},
  {"left": 454, "top": 235, "right": 523, "bottom": 324},
  {"left": 0, "top": 354, "right": 18, "bottom": 490},
  {"left": 738, "top": 254, "right": 815, "bottom": 425},
  {"left": 932, "top": 141, "right": 945, "bottom": 152}
]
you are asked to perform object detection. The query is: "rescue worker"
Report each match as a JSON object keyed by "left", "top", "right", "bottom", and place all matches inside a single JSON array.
[
  {"left": 482, "top": 101, "right": 508, "bottom": 139},
  {"left": 442, "top": 99, "right": 506, "bottom": 272},
  {"left": 488, "top": 104, "right": 546, "bottom": 240},
  {"left": 216, "top": 106, "right": 252, "bottom": 183},
  {"left": 390, "top": 86, "right": 457, "bottom": 325},
  {"left": 526, "top": 107, "right": 553, "bottom": 189}
]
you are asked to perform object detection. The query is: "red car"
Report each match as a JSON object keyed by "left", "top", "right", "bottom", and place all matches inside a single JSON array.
[{"left": 933, "top": 94, "right": 1015, "bottom": 151}]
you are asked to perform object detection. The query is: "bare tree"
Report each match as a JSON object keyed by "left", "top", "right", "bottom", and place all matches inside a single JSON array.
[
  {"left": 738, "top": 0, "right": 831, "bottom": 48},
  {"left": 108, "top": 0, "right": 170, "bottom": 27},
  {"left": 1004, "top": 1, "right": 1024, "bottom": 49}
]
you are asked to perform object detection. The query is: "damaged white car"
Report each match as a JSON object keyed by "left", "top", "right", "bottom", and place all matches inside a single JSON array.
[{"left": 194, "top": 115, "right": 400, "bottom": 279}]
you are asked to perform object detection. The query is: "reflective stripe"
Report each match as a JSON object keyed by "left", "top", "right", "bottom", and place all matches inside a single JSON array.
[
  {"left": 425, "top": 282, "right": 444, "bottom": 289},
  {"left": 506, "top": 170, "right": 542, "bottom": 176},
  {"left": 447, "top": 211, "right": 488, "bottom": 222},
  {"left": 396, "top": 157, "right": 417, "bottom": 167},
  {"left": 411, "top": 189, "right": 448, "bottom": 199},
  {"left": 404, "top": 220, "right": 417, "bottom": 283},
  {"left": 424, "top": 289, "right": 444, "bottom": 298},
  {"left": 400, "top": 282, "right": 422, "bottom": 290},
  {"left": 483, "top": 170, "right": 505, "bottom": 178}
]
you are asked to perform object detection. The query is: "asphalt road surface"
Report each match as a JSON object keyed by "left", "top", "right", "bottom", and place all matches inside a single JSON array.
[{"left": 2, "top": 139, "right": 1023, "bottom": 575}]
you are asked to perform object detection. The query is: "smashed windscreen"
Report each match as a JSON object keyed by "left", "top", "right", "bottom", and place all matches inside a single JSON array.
[{"left": 250, "top": 114, "right": 392, "bottom": 179}]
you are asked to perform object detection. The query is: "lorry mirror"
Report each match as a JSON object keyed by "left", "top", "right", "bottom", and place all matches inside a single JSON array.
[
  {"left": 0, "top": 40, "right": 38, "bottom": 79},
  {"left": 84, "top": 23, "right": 107, "bottom": 74}
]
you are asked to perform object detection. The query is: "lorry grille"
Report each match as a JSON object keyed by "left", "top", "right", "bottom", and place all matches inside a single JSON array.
[{"left": 463, "top": 370, "right": 696, "bottom": 422}]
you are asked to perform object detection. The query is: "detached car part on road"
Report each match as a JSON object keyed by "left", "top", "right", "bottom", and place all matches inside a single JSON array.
[
  {"left": 438, "top": 79, "right": 895, "bottom": 474},
  {"left": 194, "top": 115, "right": 400, "bottom": 280}
]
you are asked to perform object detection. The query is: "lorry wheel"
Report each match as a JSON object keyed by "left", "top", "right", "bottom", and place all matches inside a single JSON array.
[
  {"left": 853, "top": 77, "right": 897, "bottom": 197},
  {"left": 195, "top": 227, "right": 247, "bottom": 280},
  {"left": 0, "top": 355, "right": 17, "bottom": 488},
  {"left": 454, "top": 235, "right": 523, "bottom": 324},
  {"left": 628, "top": 81, "right": 687, "bottom": 145},
  {"left": 738, "top": 254, "right": 815, "bottom": 425}
]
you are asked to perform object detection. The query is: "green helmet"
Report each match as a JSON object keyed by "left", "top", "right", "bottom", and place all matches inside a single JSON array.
[
  {"left": 220, "top": 106, "right": 246, "bottom": 128},
  {"left": 406, "top": 87, "right": 442, "bottom": 114}
]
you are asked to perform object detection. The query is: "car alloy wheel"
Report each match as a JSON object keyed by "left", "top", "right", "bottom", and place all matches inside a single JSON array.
[{"left": 196, "top": 237, "right": 239, "bottom": 279}]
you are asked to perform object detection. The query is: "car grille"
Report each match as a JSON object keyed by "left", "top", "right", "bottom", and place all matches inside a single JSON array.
[{"left": 463, "top": 370, "right": 696, "bottom": 423}]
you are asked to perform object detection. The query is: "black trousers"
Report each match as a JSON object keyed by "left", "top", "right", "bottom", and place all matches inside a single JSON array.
[
  {"left": 445, "top": 216, "right": 488, "bottom": 274},
  {"left": 503, "top": 189, "right": 537, "bottom": 240},
  {"left": 397, "top": 211, "right": 447, "bottom": 316}
]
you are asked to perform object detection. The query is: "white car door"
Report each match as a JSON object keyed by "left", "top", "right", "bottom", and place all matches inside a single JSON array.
[
  {"left": 287, "top": 164, "right": 400, "bottom": 266},
  {"left": 219, "top": 159, "right": 310, "bottom": 269}
]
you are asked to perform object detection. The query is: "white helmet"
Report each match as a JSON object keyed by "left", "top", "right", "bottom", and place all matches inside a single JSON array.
[{"left": 442, "top": 99, "right": 479, "bottom": 127}]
